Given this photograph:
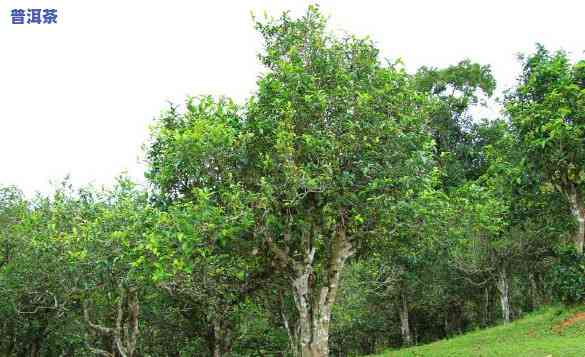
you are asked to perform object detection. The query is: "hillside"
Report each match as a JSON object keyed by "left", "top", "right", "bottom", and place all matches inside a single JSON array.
[{"left": 374, "top": 306, "right": 585, "bottom": 357}]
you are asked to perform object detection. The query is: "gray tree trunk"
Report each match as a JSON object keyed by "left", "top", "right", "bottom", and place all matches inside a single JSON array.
[
  {"left": 83, "top": 285, "right": 140, "bottom": 357},
  {"left": 483, "top": 286, "right": 489, "bottom": 326},
  {"left": 282, "top": 302, "right": 300, "bottom": 357},
  {"left": 496, "top": 268, "right": 511, "bottom": 323},
  {"left": 399, "top": 291, "right": 412, "bottom": 346},
  {"left": 567, "top": 186, "right": 585, "bottom": 254},
  {"left": 528, "top": 273, "right": 539, "bottom": 310},
  {"left": 289, "top": 227, "right": 352, "bottom": 357},
  {"left": 213, "top": 320, "right": 221, "bottom": 357}
]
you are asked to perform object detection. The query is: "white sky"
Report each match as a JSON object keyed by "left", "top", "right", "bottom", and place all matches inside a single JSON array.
[{"left": 2, "top": 0, "right": 584, "bottom": 196}]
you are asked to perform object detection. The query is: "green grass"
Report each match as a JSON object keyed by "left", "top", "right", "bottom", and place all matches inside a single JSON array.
[{"left": 373, "top": 305, "right": 585, "bottom": 357}]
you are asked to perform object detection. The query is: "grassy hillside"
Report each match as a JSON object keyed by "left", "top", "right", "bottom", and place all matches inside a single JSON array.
[{"left": 373, "top": 306, "right": 585, "bottom": 357}]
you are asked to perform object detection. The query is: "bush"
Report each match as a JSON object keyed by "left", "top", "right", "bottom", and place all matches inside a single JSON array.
[{"left": 547, "top": 246, "right": 585, "bottom": 304}]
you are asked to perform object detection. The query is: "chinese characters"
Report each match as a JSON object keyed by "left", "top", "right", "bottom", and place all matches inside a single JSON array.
[{"left": 11, "top": 9, "right": 58, "bottom": 25}]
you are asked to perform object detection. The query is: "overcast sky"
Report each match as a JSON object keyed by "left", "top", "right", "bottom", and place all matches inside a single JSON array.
[{"left": 2, "top": 0, "right": 584, "bottom": 195}]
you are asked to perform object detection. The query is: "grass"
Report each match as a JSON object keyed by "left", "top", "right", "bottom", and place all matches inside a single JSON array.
[{"left": 372, "top": 305, "right": 585, "bottom": 357}]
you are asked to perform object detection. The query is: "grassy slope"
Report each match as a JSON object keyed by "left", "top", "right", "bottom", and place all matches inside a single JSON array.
[{"left": 373, "top": 305, "right": 585, "bottom": 357}]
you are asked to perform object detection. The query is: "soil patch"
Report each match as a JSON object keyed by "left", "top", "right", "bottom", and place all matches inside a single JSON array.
[{"left": 552, "top": 312, "right": 585, "bottom": 333}]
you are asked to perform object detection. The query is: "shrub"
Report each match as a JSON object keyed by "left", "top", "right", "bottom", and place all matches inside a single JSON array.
[{"left": 547, "top": 246, "right": 585, "bottom": 304}]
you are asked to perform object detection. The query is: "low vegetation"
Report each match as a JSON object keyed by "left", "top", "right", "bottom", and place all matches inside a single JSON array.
[{"left": 375, "top": 306, "right": 585, "bottom": 357}]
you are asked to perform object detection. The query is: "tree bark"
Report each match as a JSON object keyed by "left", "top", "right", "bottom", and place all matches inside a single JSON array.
[
  {"left": 212, "top": 320, "right": 221, "bottom": 357},
  {"left": 209, "top": 318, "right": 232, "bottom": 357},
  {"left": 289, "top": 226, "right": 352, "bottom": 357},
  {"left": 443, "top": 315, "right": 449, "bottom": 336},
  {"left": 281, "top": 296, "right": 300, "bottom": 357},
  {"left": 84, "top": 285, "right": 140, "bottom": 357},
  {"left": 567, "top": 185, "right": 585, "bottom": 254},
  {"left": 28, "top": 338, "right": 40, "bottom": 357},
  {"left": 528, "top": 273, "right": 539, "bottom": 311},
  {"left": 496, "top": 268, "right": 511, "bottom": 323},
  {"left": 482, "top": 286, "right": 489, "bottom": 327},
  {"left": 399, "top": 291, "right": 412, "bottom": 346}
]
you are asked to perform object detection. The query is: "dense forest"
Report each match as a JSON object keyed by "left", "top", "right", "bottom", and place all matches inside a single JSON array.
[{"left": 2, "top": 6, "right": 585, "bottom": 357}]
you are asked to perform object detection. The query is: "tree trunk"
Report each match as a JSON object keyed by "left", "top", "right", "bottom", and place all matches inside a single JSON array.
[
  {"left": 281, "top": 299, "right": 300, "bottom": 357},
  {"left": 212, "top": 320, "right": 221, "bottom": 357},
  {"left": 482, "top": 286, "right": 489, "bottom": 326},
  {"left": 528, "top": 273, "right": 539, "bottom": 311},
  {"left": 443, "top": 315, "right": 449, "bottom": 336},
  {"left": 496, "top": 268, "right": 511, "bottom": 323},
  {"left": 292, "top": 263, "right": 330, "bottom": 357},
  {"left": 290, "top": 226, "right": 352, "bottom": 357},
  {"left": 84, "top": 285, "right": 140, "bottom": 357},
  {"left": 28, "top": 338, "right": 40, "bottom": 357},
  {"left": 399, "top": 291, "right": 412, "bottom": 346},
  {"left": 209, "top": 318, "right": 232, "bottom": 357},
  {"left": 567, "top": 185, "right": 585, "bottom": 254}
]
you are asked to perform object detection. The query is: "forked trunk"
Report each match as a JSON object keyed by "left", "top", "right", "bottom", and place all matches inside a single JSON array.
[
  {"left": 292, "top": 264, "right": 329, "bottom": 357},
  {"left": 496, "top": 268, "right": 511, "bottom": 323},
  {"left": 84, "top": 285, "right": 140, "bottom": 357},
  {"left": 290, "top": 227, "right": 352, "bottom": 357}
]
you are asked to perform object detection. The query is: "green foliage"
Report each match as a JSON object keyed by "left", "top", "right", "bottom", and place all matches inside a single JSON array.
[
  {"left": 245, "top": 5, "right": 435, "bottom": 246},
  {"left": 3, "top": 8, "right": 585, "bottom": 357},
  {"left": 415, "top": 60, "right": 496, "bottom": 187},
  {"left": 146, "top": 96, "right": 246, "bottom": 204},
  {"left": 506, "top": 44, "right": 585, "bottom": 196},
  {"left": 547, "top": 247, "right": 585, "bottom": 304},
  {"left": 145, "top": 6, "right": 436, "bottom": 354}
]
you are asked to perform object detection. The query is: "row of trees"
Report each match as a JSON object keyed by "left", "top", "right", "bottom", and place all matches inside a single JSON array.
[{"left": 1, "top": 6, "right": 584, "bottom": 356}]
